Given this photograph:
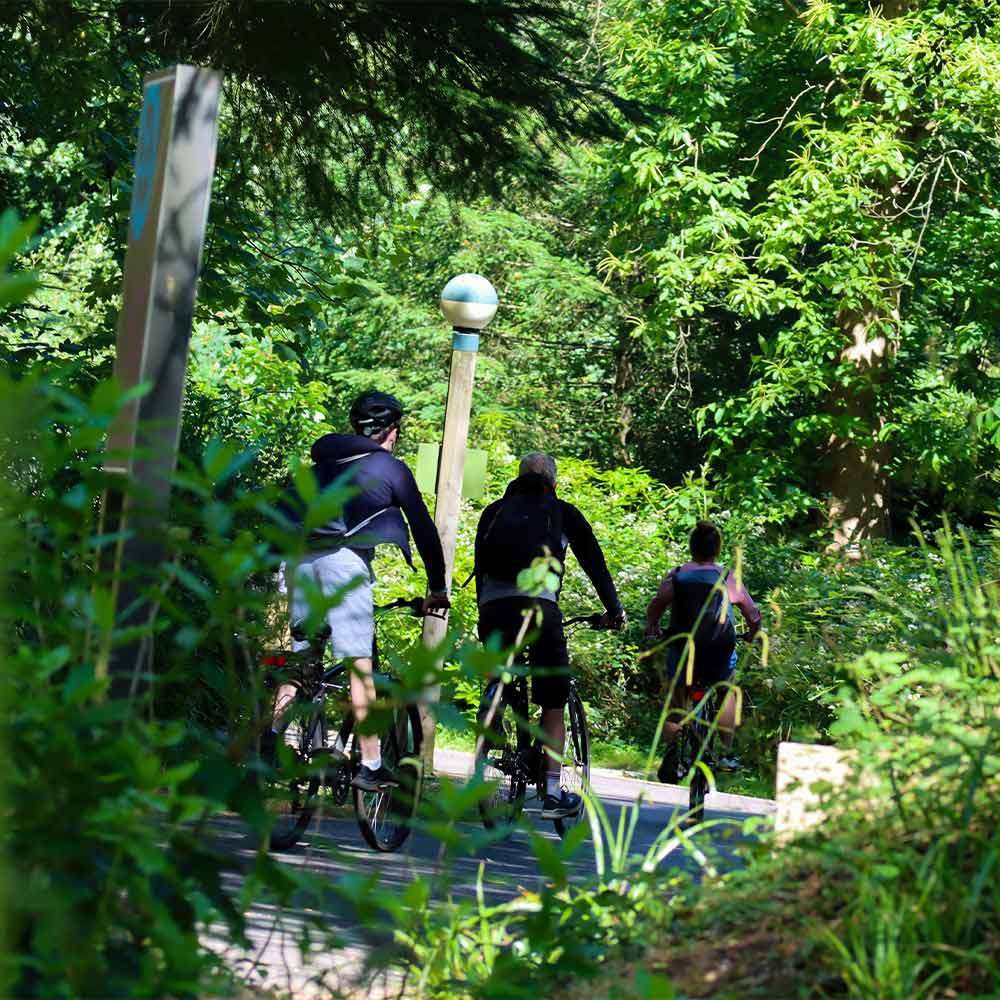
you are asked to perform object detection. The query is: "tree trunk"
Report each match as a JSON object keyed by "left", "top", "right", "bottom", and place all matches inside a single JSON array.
[
  {"left": 823, "top": 304, "right": 895, "bottom": 553},
  {"left": 612, "top": 327, "right": 635, "bottom": 465},
  {"left": 823, "top": 0, "right": 911, "bottom": 552}
]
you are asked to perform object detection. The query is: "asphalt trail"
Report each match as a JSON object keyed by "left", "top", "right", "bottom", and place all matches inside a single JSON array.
[{"left": 209, "top": 752, "right": 775, "bottom": 998}]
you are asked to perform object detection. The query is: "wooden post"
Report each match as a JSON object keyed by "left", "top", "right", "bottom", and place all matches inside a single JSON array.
[
  {"left": 419, "top": 332, "right": 478, "bottom": 765},
  {"left": 98, "top": 66, "right": 223, "bottom": 695},
  {"left": 774, "top": 741, "right": 854, "bottom": 842}
]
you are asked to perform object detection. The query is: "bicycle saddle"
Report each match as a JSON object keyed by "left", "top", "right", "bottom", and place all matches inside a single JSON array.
[{"left": 290, "top": 622, "right": 333, "bottom": 645}]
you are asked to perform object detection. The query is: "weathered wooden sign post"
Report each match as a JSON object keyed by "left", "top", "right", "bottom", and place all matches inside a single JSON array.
[
  {"left": 419, "top": 273, "right": 498, "bottom": 762},
  {"left": 100, "top": 65, "right": 222, "bottom": 693}
]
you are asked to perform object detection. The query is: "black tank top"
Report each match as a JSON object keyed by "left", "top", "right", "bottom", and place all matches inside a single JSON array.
[{"left": 668, "top": 566, "right": 736, "bottom": 674}]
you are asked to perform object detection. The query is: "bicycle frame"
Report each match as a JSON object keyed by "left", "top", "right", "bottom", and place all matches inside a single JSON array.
[
  {"left": 489, "top": 673, "right": 553, "bottom": 789},
  {"left": 283, "top": 596, "right": 422, "bottom": 747},
  {"left": 685, "top": 688, "right": 718, "bottom": 764},
  {"left": 476, "top": 610, "right": 604, "bottom": 835}
]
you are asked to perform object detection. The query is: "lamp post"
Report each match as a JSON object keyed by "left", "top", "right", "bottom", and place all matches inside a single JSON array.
[{"left": 420, "top": 273, "right": 498, "bottom": 762}]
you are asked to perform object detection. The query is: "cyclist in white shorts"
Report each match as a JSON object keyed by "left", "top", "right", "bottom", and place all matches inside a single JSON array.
[{"left": 270, "top": 391, "right": 449, "bottom": 790}]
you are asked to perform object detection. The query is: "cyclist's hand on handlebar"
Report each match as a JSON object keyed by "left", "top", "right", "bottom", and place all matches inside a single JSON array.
[
  {"left": 422, "top": 590, "right": 451, "bottom": 617},
  {"left": 599, "top": 608, "right": 628, "bottom": 631}
]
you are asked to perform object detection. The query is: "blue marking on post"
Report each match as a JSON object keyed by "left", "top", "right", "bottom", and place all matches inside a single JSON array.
[
  {"left": 452, "top": 331, "right": 480, "bottom": 352},
  {"left": 441, "top": 274, "right": 499, "bottom": 305},
  {"left": 130, "top": 81, "right": 164, "bottom": 243}
]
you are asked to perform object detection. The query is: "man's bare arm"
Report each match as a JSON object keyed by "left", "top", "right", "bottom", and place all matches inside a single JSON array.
[
  {"left": 645, "top": 573, "right": 674, "bottom": 637},
  {"left": 728, "top": 575, "right": 762, "bottom": 639}
]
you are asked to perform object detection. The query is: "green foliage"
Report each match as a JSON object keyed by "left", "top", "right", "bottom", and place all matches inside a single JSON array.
[
  {"left": 396, "top": 796, "right": 732, "bottom": 998},
  {"left": 595, "top": 0, "right": 1000, "bottom": 521},
  {"left": 296, "top": 198, "right": 631, "bottom": 467},
  {"left": 186, "top": 321, "right": 334, "bottom": 482},
  {"left": 1, "top": 0, "right": 625, "bottom": 224},
  {"left": 558, "top": 528, "right": 1000, "bottom": 1000},
  {"left": 0, "top": 373, "right": 379, "bottom": 997},
  {"left": 0, "top": 209, "right": 38, "bottom": 309},
  {"left": 6, "top": 0, "right": 1000, "bottom": 992}
]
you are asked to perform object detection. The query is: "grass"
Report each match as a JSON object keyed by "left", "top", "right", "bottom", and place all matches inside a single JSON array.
[
  {"left": 434, "top": 725, "right": 477, "bottom": 754},
  {"left": 414, "top": 534, "right": 1000, "bottom": 999},
  {"left": 589, "top": 738, "right": 649, "bottom": 772},
  {"left": 567, "top": 851, "right": 842, "bottom": 999},
  {"left": 436, "top": 726, "right": 658, "bottom": 773}
]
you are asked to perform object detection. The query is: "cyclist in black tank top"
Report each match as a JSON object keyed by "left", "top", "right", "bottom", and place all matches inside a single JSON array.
[
  {"left": 644, "top": 521, "right": 761, "bottom": 781},
  {"left": 665, "top": 563, "right": 739, "bottom": 683}
]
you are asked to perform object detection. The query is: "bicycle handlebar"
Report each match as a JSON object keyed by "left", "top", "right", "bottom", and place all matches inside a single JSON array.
[
  {"left": 375, "top": 596, "right": 425, "bottom": 615},
  {"left": 562, "top": 612, "right": 611, "bottom": 630}
]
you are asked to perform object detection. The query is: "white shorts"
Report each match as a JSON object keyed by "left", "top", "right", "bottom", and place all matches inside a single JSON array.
[{"left": 286, "top": 548, "right": 375, "bottom": 660}]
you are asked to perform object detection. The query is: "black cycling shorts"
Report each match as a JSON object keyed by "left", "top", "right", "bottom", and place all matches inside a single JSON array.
[{"left": 477, "top": 597, "right": 570, "bottom": 710}]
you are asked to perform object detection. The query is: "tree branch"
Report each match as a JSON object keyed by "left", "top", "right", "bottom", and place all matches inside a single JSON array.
[{"left": 741, "top": 84, "right": 818, "bottom": 168}]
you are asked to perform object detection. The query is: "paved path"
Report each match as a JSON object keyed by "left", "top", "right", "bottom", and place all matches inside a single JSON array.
[{"left": 211, "top": 751, "right": 775, "bottom": 998}]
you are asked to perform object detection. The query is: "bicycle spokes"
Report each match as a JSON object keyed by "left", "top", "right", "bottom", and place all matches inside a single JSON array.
[
  {"left": 264, "top": 716, "right": 325, "bottom": 850},
  {"left": 353, "top": 704, "right": 422, "bottom": 852},
  {"left": 361, "top": 788, "right": 390, "bottom": 834}
]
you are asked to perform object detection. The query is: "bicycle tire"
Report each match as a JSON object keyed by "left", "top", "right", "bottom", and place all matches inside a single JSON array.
[
  {"left": 555, "top": 686, "right": 590, "bottom": 838},
  {"left": 265, "top": 706, "right": 326, "bottom": 851},
  {"left": 687, "top": 723, "right": 710, "bottom": 824},
  {"left": 353, "top": 703, "right": 422, "bottom": 852},
  {"left": 476, "top": 693, "right": 527, "bottom": 830}
]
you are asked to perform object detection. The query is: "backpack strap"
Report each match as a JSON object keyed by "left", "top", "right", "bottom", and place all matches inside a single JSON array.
[
  {"left": 461, "top": 500, "right": 506, "bottom": 589},
  {"left": 333, "top": 452, "right": 390, "bottom": 541},
  {"left": 336, "top": 452, "right": 376, "bottom": 465},
  {"left": 342, "top": 506, "right": 392, "bottom": 539}
]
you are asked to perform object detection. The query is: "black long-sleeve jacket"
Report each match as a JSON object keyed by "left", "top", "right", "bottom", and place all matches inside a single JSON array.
[{"left": 474, "top": 473, "right": 622, "bottom": 614}]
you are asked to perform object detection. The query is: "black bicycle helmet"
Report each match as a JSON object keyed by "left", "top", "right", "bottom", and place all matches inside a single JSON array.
[{"left": 349, "top": 390, "right": 404, "bottom": 437}]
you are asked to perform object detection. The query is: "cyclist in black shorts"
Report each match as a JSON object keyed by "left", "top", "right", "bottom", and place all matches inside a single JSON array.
[
  {"left": 644, "top": 520, "right": 761, "bottom": 781},
  {"left": 475, "top": 452, "right": 626, "bottom": 819}
]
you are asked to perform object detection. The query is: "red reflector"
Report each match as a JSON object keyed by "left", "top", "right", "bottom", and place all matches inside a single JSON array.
[
  {"left": 263, "top": 655, "right": 287, "bottom": 667},
  {"left": 690, "top": 690, "right": 705, "bottom": 702}
]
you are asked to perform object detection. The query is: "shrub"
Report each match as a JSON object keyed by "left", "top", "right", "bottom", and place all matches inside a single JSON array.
[
  {"left": 0, "top": 375, "right": 342, "bottom": 997},
  {"left": 526, "top": 526, "right": 1000, "bottom": 1000}
]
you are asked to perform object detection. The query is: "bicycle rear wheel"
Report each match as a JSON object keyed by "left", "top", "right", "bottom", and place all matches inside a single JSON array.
[
  {"left": 555, "top": 686, "right": 590, "bottom": 838},
  {"left": 476, "top": 691, "right": 527, "bottom": 829},
  {"left": 353, "top": 703, "right": 422, "bottom": 852},
  {"left": 687, "top": 723, "right": 710, "bottom": 824},
  {"left": 264, "top": 706, "right": 326, "bottom": 851}
]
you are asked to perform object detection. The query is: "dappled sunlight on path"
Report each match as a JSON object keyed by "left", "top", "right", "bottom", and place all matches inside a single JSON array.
[{"left": 206, "top": 750, "right": 774, "bottom": 997}]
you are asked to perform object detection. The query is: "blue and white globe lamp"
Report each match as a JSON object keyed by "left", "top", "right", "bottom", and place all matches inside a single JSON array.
[{"left": 440, "top": 273, "right": 498, "bottom": 352}]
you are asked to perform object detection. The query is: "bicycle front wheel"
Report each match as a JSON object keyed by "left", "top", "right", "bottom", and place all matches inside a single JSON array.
[
  {"left": 555, "top": 686, "right": 590, "bottom": 838},
  {"left": 353, "top": 703, "right": 422, "bottom": 853}
]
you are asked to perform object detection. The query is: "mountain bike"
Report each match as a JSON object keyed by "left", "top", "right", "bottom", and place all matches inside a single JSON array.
[
  {"left": 260, "top": 596, "right": 427, "bottom": 852},
  {"left": 673, "top": 634, "right": 748, "bottom": 823},
  {"left": 475, "top": 611, "right": 606, "bottom": 839}
]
